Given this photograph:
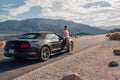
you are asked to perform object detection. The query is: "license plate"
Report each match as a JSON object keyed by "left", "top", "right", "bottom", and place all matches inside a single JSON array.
[{"left": 9, "top": 49, "right": 15, "bottom": 54}]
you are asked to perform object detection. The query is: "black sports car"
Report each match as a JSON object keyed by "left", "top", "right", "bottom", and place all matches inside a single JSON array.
[{"left": 4, "top": 32, "right": 74, "bottom": 61}]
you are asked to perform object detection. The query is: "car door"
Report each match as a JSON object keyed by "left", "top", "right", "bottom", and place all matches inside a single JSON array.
[
  {"left": 46, "top": 33, "right": 63, "bottom": 52},
  {"left": 53, "top": 33, "right": 63, "bottom": 50}
]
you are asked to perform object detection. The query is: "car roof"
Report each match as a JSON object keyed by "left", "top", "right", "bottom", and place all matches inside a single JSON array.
[
  {"left": 19, "top": 31, "right": 56, "bottom": 39},
  {"left": 39, "top": 31, "right": 55, "bottom": 34},
  {"left": 23, "top": 31, "right": 55, "bottom": 35}
]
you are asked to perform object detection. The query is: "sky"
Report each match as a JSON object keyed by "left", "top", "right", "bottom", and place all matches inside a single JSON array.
[{"left": 0, "top": 0, "right": 120, "bottom": 27}]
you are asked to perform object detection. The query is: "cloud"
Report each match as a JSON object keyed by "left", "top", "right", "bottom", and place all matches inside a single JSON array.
[
  {"left": 0, "top": 15, "right": 17, "bottom": 22},
  {"left": 9, "top": 5, "right": 30, "bottom": 16},
  {"left": 41, "top": 0, "right": 120, "bottom": 26},
  {"left": 83, "top": 1, "right": 111, "bottom": 8},
  {"left": 8, "top": 0, "right": 52, "bottom": 16},
  {"left": 2, "top": 3, "right": 16, "bottom": 8},
  {"left": 1, "top": 4, "right": 16, "bottom": 13},
  {"left": 1, "top": 0, "right": 120, "bottom": 26}
]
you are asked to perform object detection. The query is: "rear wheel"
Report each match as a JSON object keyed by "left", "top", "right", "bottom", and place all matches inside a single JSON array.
[{"left": 39, "top": 46, "right": 51, "bottom": 61}]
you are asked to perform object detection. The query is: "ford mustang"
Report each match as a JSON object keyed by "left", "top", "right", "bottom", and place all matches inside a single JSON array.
[{"left": 4, "top": 32, "right": 73, "bottom": 61}]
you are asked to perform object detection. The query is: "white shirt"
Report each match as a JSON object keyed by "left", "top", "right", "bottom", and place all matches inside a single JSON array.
[{"left": 63, "top": 30, "right": 70, "bottom": 38}]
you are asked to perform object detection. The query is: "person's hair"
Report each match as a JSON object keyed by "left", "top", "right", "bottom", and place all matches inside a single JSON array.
[{"left": 64, "top": 25, "right": 68, "bottom": 30}]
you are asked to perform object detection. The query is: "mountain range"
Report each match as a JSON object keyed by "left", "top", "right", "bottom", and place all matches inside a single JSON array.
[
  {"left": 109, "top": 28, "right": 120, "bottom": 33},
  {"left": 101, "top": 25, "right": 120, "bottom": 30},
  {"left": 0, "top": 18, "right": 107, "bottom": 34}
]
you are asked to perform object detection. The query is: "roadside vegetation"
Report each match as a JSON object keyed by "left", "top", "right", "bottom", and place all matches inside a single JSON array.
[
  {"left": 70, "top": 34, "right": 100, "bottom": 39},
  {"left": 0, "top": 41, "right": 6, "bottom": 47},
  {"left": 106, "top": 32, "right": 120, "bottom": 40},
  {"left": 70, "top": 35, "right": 80, "bottom": 39}
]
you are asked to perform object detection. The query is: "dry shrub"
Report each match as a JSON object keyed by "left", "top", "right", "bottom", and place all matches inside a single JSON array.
[
  {"left": 71, "top": 36, "right": 80, "bottom": 39},
  {"left": 106, "top": 33, "right": 112, "bottom": 37},
  {"left": 0, "top": 41, "right": 6, "bottom": 47},
  {"left": 90, "top": 34, "right": 98, "bottom": 36},
  {"left": 110, "top": 32, "right": 120, "bottom": 40}
]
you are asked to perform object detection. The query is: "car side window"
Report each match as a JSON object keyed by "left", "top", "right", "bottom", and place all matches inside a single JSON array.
[
  {"left": 46, "top": 34, "right": 60, "bottom": 41},
  {"left": 46, "top": 34, "right": 53, "bottom": 39},
  {"left": 53, "top": 34, "right": 60, "bottom": 40}
]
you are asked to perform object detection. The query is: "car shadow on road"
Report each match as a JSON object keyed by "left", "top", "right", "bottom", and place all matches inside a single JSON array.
[
  {"left": 0, "top": 58, "right": 40, "bottom": 73},
  {"left": 0, "top": 52, "right": 67, "bottom": 73}
]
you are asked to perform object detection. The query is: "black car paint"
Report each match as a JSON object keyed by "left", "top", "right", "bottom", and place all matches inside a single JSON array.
[{"left": 4, "top": 32, "right": 69, "bottom": 60}]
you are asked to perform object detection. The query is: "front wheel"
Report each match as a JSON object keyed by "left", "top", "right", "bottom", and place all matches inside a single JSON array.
[{"left": 39, "top": 46, "right": 51, "bottom": 61}]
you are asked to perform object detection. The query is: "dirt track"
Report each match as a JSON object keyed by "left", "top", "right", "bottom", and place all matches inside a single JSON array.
[
  {"left": 15, "top": 36, "right": 120, "bottom": 80},
  {"left": 0, "top": 35, "right": 106, "bottom": 80}
]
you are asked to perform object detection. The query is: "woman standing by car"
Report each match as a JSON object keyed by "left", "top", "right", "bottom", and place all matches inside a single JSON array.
[{"left": 62, "top": 25, "right": 73, "bottom": 54}]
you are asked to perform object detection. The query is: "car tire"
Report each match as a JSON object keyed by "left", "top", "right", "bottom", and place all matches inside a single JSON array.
[{"left": 39, "top": 46, "right": 51, "bottom": 61}]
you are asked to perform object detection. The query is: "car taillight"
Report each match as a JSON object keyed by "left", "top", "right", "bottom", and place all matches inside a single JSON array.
[{"left": 21, "top": 43, "right": 30, "bottom": 48}]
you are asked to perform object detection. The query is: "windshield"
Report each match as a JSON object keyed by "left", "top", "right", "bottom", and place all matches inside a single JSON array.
[{"left": 18, "top": 33, "right": 41, "bottom": 39}]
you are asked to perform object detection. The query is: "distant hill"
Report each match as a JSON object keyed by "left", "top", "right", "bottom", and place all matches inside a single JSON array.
[
  {"left": 102, "top": 25, "right": 120, "bottom": 30},
  {"left": 0, "top": 18, "right": 107, "bottom": 34},
  {"left": 109, "top": 28, "right": 120, "bottom": 33}
]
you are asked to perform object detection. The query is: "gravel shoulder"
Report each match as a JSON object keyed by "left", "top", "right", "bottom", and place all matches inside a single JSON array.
[{"left": 15, "top": 38, "right": 120, "bottom": 80}]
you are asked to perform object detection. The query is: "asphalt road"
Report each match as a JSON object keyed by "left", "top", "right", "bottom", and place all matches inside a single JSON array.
[{"left": 0, "top": 35, "right": 106, "bottom": 80}]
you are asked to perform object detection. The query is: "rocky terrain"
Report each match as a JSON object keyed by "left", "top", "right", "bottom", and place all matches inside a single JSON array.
[{"left": 15, "top": 37, "right": 120, "bottom": 80}]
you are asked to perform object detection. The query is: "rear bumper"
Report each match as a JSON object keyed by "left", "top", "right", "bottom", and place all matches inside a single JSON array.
[{"left": 4, "top": 50, "right": 38, "bottom": 59}]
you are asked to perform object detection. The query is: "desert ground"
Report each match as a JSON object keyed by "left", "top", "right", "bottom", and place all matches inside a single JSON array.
[{"left": 13, "top": 35, "right": 120, "bottom": 80}]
